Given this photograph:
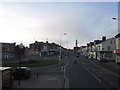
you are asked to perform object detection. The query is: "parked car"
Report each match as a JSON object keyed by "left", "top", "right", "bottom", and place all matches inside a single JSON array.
[
  {"left": 99, "top": 58, "right": 108, "bottom": 62},
  {"left": 76, "top": 55, "right": 79, "bottom": 57},
  {"left": 12, "top": 67, "right": 31, "bottom": 80}
]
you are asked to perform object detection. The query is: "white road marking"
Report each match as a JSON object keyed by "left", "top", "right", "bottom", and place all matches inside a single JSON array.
[
  {"left": 64, "top": 66, "right": 66, "bottom": 72},
  {"left": 61, "top": 65, "right": 66, "bottom": 72},
  {"left": 63, "top": 65, "right": 66, "bottom": 80},
  {"left": 91, "top": 73, "right": 102, "bottom": 83},
  {"left": 81, "top": 63, "right": 102, "bottom": 84},
  {"left": 67, "top": 62, "right": 68, "bottom": 66},
  {"left": 64, "top": 77, "right": 69, "bottom": 88},
  {"left": 61, "top": 66, "right": 63, "bottom": 72},
  {"left": 82, "top": 64, "right": 90, "bottom": 72}
]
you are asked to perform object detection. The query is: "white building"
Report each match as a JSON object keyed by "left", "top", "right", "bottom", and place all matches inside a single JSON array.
[
  {"left": 92, "top": 40, "right": 102, "bottom": 60},
  {"left": 87, "top": 42, "right": 94, "bottom": 59},
  {"left": 79, "top": 46, "right": 88, "bottom": 57},
  {"left": 96, "top": 38, "right": 116, "bottom": 61}
]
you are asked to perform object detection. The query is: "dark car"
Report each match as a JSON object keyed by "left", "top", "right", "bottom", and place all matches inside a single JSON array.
[
  {"left": 12, "top": 67, "right": 31, "bottom": 80},
  {"left": 99, "top": 58, "right": 108, "bottom": 62},
  {"left": 76, "top": 55, "right": 79, "bottom": 57}
]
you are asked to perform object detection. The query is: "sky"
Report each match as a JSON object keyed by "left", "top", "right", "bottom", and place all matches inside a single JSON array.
[{"left": 0, "top": 2, "right": 118, "bottom": 49}]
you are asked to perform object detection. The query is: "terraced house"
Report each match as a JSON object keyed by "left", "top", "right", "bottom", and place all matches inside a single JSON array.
[
  {"left": 29, "top": 41, "right": 61, "bottom": 57},
  {"left": 114, "top": 33, "right": 120, "bottom": 63},
  {"left": 79, "top": 36, "right": 116, "bottom": 61},
  {"left": 96, "top": 38, "right": 116, "bottom": 61}
]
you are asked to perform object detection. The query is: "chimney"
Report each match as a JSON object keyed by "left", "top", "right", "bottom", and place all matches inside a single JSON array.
[
  {"left": 14, "top": 42, "right": 16, "bottom": 45},
  {"left": 102, "top": 36, "right": 106, "bottom": 41},
  {"left": 46, "top": 41, "right": 48, "bottom": 44},
  {"left": 35, "top": 41, "right": 38, "bottom": 43}
]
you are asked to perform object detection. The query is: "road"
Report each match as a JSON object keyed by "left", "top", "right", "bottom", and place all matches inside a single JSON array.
[
  {"left": 65, "top": 58, "right": 102, "bottom": 88},
  {"left": 65, "top": 55, "right": 120, "bottom": 88}
]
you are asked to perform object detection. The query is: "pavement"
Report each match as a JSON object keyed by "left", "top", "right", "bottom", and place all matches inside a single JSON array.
[
  {"left": 2, "top": 55, "right": 69, "bottom": 89},
  {"left": 10, "top": 58, "right": 67, "bottom": 89},
  {"left": 12, "top": 75, "right": 65, "bottom": 88}
]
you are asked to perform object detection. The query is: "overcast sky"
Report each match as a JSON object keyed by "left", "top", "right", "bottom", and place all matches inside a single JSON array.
[{"left": 0, "top": 2, "right": 118, "bottom": 49}]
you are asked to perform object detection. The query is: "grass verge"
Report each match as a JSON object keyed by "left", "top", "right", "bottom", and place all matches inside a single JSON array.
[{"left": 2, "top": 60, "right": 59, "bottom": 67}]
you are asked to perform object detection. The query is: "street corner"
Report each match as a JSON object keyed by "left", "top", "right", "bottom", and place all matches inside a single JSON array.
[{"left": 12, "top": 75, "right": 65, "bottom": 88}]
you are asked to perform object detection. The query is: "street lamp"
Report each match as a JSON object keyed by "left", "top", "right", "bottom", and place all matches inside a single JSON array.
[
  {"left": 18, "top": 43, "right": 24, "bottom": 86},
  {"left": 66, "top": 41, "right": 69, "bottom": 57},
  {"left": 59, "top": 33, "right": 67, "bottom": 60},
  {"left": 112, "top": 18, "right": 120, "bottom": 20},
  {"left": 112, "top": 17, "right": 120, "bottom": 33},
  {"left": 112, "top": 18, "right": 117, "bottom": 20}
]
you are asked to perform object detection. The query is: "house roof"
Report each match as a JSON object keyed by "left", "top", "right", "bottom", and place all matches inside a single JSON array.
[
  {"left": 94, "top": 40, "right": 102, "bottom": 44},
  {"left": 90, "top": 42, "right": 94, "bottom": 45},
  {"left": 80, "top": 46, "right": 86, "bottom": 48},
  {"left": 115, "top": 33, "right": 120, "bottom": 38},
  {"left": 87, "top": 43, "right": 90, "bottom": 46}
]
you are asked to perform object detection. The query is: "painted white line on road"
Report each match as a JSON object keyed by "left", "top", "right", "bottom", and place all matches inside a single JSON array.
[
  {"left": 64, "top": 66, "right": 66, "bottom": 72},
  {"left": 61, "top": 66, "right": 63, "bottom": 72},
  {"left": 82, "top": 64, "right": 90, "bottom": 72},
  {"left": 64, "top": 77, "right": 69, "bottom": 88},
  {"left": 61, "top": 66, "right": 66, "bottom": 72},
  {"left": 91, "top": 73, "right": 102, "bottom": 83},
  {"left": 81, "top": 64, "right": 102, "bottom": 84},
  {"left": 67, "top": 62, "right": 68, "bottom": 66},
  {"left": 63, "top": 65, "right": 66, "bottom": 84}
]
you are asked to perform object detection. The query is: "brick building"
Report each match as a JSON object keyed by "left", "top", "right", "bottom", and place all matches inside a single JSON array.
[
  {"left": 1, "top": 42, "right": 16, "bottom": 60},
  {"left": 29, "top": 41, "right": 61, "bottom": 56}
]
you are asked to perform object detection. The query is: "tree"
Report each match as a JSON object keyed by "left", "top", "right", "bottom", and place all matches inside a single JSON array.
[{"left": 15, "top": 45, "right": 25, "bottom": 59}]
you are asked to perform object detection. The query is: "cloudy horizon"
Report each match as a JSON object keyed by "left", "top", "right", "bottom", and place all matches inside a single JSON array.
[{"left": 0, "top": 2, "right": 118, "bottom": 49}]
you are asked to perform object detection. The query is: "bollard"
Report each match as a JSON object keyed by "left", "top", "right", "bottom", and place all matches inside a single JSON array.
[{"left": 37, "top": 73, "right": 38, "bottom": 78}]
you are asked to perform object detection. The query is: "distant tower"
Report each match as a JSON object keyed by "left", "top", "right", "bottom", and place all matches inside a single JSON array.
[
  {"left": 74, "top": 39, "right": 80, "bottom": 56},
  {"left": 75, "top": 39, "right": 78, "bottom": 47}
]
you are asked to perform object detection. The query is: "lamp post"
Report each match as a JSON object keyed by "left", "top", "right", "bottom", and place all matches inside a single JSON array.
[
  {"left": 18, "top": 43, "right": 24, "bottom": 86},
  {"left": 59, "top": 33, "right": 67, "bottom": 60},
  {"left": 66, "top": 41, "right": 69, "bottom": 57},
  {"left": 112, "top": 17, "right": 120, "bottom": 64},
  {"left": 112, "top": 17, "right": 120, "bottom": 33}
]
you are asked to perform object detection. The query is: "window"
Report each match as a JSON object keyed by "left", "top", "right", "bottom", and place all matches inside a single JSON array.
[
  {"left": 105, "top": 52, "right": 112, "bottom": 57},
  {"left": 108, "top": 46, "right": 110, "bottom": 51},
  {"left": 98, "top": 46, "right": 100, "bottom": 51},
  {"left": 111, "top": 40, "right": 112, "bottom": 44},
  {"left": 102, "top": 48, "right": 104, "bottom": 50}
]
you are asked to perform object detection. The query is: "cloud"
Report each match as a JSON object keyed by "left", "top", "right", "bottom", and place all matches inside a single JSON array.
[
  {"left": 0, "top": 2, "right": 117, "bottom": 48},
  {"left": 32, "top": 4, "right": 117, "bottom": 48},
  {"left": 0, "top": 5, "right": 43, "bottom": 44}
]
